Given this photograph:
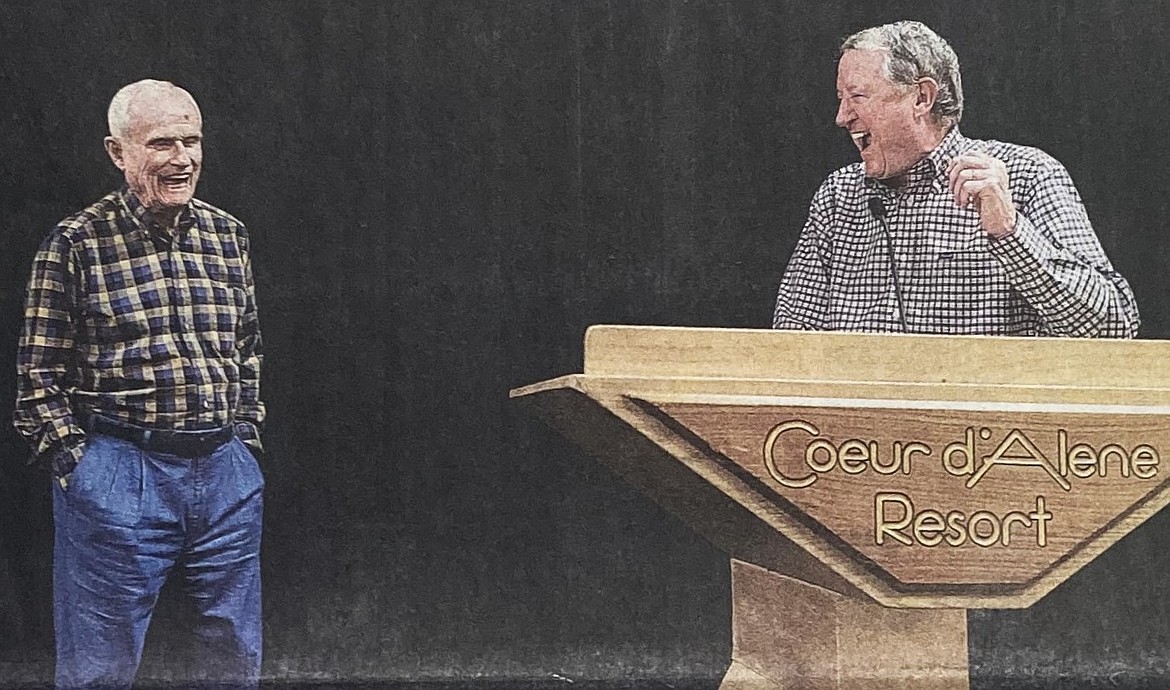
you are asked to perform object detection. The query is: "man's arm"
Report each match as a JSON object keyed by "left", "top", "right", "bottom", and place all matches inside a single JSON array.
[
  {"left": 13, "top": 231, "right": 87, "bottom": 481},
  {"left": 950, "top": 151, "right": 1139, "bottom": 338},
  {"left": 773, "top": 183, "right": 833, "bottom": 330},
  {"left": 232, "top": 227, "right": 265, "bottom": 453}
]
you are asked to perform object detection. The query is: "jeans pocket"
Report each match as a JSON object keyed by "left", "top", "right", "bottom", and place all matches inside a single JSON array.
[
  {"left": 214, "top": 438, "right": 264, "bottom": 529},
  {"left": 67, "top": 435, "right": 145, "bottom": 527},
  {"left": 225, "top": 436, "right": 265, "bottom": 494}
]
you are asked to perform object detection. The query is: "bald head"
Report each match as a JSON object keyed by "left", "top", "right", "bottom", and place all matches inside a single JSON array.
[{"left": 107, "top": 79, "right": 201, "bottom": 140}]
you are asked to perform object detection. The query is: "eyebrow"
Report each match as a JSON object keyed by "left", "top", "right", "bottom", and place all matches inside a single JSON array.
[{"left": 146, "top": 134, "right": 202, "bottom": 145}]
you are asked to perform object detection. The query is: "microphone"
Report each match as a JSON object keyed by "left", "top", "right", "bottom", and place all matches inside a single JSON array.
[{"left": 869, "top": 197, "right": 909, "bottom": 332}]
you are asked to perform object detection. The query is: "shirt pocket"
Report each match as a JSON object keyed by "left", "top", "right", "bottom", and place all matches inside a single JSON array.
[
  {"left": 927, "top": 224, "right": 987, "bottom": 254},
  {"left": 188, "top": 277, "right": 245, "bottom": 357},
  {"left": 83, "top": 294, "right": 171, "bottom": 374},
  {"left": 924, "top": 229, "right": 1015, "bottom": 323},
  {"left": 928, "top": 230, "right": 1002, "bottom": 276}
]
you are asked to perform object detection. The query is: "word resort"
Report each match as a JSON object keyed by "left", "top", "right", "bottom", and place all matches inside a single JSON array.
[{"left": 874, "top": 493, "right": 1052, "bottom": 548}]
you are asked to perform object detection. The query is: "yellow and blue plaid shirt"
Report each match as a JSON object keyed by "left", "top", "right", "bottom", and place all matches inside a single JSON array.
[{"left": 14, "top": 187, "right": 264, "bottom": 476}]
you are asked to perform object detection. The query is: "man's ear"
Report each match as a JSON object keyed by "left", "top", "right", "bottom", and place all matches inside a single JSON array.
[
  {"left": 104, "top": 136, "right": 126, "bottom": 170},
  {"left": 914, "top": 77, "right": 940, "bottom": 119}
]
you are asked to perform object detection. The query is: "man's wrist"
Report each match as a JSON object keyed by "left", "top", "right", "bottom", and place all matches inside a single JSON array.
[
  {"left": 985, "top": 205, "right": 1018, "bottom": 240},
  {"left": 49, "top": 439, "right": 86, "bottom": 485}
]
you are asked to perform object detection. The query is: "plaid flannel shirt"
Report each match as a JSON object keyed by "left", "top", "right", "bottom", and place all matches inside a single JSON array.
[
  {"left": 773, "top": 128, "right": 1139, "bottom": 337},
  {"left": 14, "top": 188, "right": 265, "bottom": 477}
]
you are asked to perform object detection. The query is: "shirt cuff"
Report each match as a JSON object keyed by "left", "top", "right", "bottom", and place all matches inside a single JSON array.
[
  {"left": 987, "top": 214, "right": 1057, "bottom": 289},
  {"left": 49, "top": 438, "right": 86, "bottom": 480},
  {"left": 234, "top": 420, "right": 264, "bottom": 453}
]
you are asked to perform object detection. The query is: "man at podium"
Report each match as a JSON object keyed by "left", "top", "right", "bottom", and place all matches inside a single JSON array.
[{"left": 772, "top": 21, "right": 1138, "bottom": 338}]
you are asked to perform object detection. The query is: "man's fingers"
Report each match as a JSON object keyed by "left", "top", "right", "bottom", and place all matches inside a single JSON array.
[
  {"left": 948, "top": 156, "right": 989, "bottom": 198},
  {"left": 956, "top": 177, "right": 993, "bottom": 209},
  {"left": 945, "top": 152, "right": 1015, "bottom": 233},
  {"left": 949, "top": 158, "right": 1007, "bottom": 208},
  {"left": 951, "top": 170, "right": 975, "bottom": 206},
  {"left": 948, "top": 163, "right": 969, "bottom": 199}
]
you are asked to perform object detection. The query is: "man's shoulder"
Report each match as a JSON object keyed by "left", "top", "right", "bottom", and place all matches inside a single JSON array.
[
  {"left": 818, "top": 163, "right": 866, "bottom": 194},
  {"left": 965, "top": 136, "right": 1065, "bottom": 174},
  {"left": 191, "top": 197, "right": 246, "bottom": 228},
  {"left": 47, "top": 191, "right": 124, "bottom": 246},
  {"left": 826, "top": 162, "right": 866, "bottom": 183},
  {"left": 806, "top": 163, "right": 866, "bottom": 208},
  {"left": 190, "top": 198, "right": 251, "bottom": 247}
]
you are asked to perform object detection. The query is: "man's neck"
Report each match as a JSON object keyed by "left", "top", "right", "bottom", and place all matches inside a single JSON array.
[
  {"left": 881, "top": 124, "right": 953, "bottom": 189},
  {"left": 123, "top": 188, "right": 186, "bottom": 231},
  {"left": 150, "top": 207, "right": 182, "bottom": 230}
]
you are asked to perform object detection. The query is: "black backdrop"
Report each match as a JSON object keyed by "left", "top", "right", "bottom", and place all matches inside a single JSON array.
[{"left": 2, "top": 1, "right": 1170, "bottom": 688}]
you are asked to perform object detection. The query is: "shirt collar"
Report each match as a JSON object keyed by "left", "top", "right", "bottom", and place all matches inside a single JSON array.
[
  {"left": 117, "top": 187, "right": 196, "bottom": 241},
  {"left": 924, "top": 125, "right": 966, "bottom": 181}
]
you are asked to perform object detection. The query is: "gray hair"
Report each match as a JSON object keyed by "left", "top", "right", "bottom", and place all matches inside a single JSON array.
[
  {"left": 107, "top": 79, "right": 199, "bottom": 138},
  {"left": 842, "top": 21, "right": 963, "bottom": 126}
]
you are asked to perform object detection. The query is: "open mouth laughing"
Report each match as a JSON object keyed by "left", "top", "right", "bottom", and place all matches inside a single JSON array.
[
  {"left": 851, "top": 131, "right": 872, "bottom": 151},
  {"left": 161, "top": 173, "right": 193, "bottom": 191}
]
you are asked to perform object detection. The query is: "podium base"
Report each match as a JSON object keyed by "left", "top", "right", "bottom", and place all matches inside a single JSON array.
[{"left": 722, "top": 560, "right": 969, "bottom": 689}]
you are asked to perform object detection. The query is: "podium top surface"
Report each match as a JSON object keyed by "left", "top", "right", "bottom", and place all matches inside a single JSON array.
[{"left": 583, "top": 325, "right": 1170, "bottom": 389}]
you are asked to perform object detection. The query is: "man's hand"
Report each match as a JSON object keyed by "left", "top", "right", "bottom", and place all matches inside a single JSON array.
[
  {"left": 51, "top": 440, "right": 85, "bottom": 491},
  {"left": 947, "top": 151, "right": 1017, "bottom": 239}
]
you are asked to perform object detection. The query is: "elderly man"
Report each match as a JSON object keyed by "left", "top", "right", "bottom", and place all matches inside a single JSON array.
[
  {"left": 773, "top": 21, "right": 1139, "bottom": 337},
  {"left": 14, "top": 80, "right": 265, "bottom": 687}
]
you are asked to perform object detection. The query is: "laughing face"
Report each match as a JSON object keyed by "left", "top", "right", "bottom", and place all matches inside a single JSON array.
[
  {"left": 835, "top": 49, "right": 933, "bottom": 182},
  {"left": 106, "top": 89, "right": 203, "bottom": 220}
]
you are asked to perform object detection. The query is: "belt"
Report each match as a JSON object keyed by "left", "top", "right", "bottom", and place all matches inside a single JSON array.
[{"left": 84, "top": 415, "right": 235, "bottom": 458}]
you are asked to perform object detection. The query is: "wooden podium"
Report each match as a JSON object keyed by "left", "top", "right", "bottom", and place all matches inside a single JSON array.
[{"left": 511, "top": 326, "right": 1170, "bottom": 689}]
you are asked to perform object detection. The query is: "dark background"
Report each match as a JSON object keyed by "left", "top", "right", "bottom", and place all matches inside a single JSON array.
[{"left": 1, "top": 1, "right": 1169, "bottom": 688}]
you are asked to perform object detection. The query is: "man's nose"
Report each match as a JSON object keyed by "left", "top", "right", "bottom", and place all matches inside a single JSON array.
[
  {"left": 169, "top": 142, "right": 193, "bottom": 166},
  {"left": 835, "top": 99, "right": 853, "bottom": 128}
]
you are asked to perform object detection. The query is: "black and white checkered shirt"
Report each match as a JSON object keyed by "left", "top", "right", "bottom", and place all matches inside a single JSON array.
[{"left": 772, "top": 128, "right": 1139, "bottom": 337}]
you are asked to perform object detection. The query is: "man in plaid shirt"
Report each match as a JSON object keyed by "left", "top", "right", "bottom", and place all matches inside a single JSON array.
[
  {"left": 773, "top": 21, "right": 1139, "bottom": 337},
  {"left": 14, "top": 80, "right": 265, "bottom": 687}
]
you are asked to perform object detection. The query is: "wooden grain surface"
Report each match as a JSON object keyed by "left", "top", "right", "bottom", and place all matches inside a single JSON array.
[
  {"left": 728, "top": 560, "right": 969, "bottom": 689},
  {"left": 512, "top": 327, "right": 1170, "bottom": 608},
  {"left": 657, "top": 401, "right": 1170, "bottom": 586},
  {"left": 583, "top": 325, "right": 1170, "bottom": 389}
]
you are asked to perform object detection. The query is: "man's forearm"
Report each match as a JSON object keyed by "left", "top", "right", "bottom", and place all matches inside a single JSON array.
[
  {"left": 989, "top": 215, "right": 1139, "bottom": 338},
  {"left": 14, "top": 235, "right": 88, "bottom": 472}
]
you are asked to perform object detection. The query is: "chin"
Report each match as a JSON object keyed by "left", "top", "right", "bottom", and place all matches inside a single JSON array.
[{"left": 159, "top": 191, "right": 194, "bottom": 207}]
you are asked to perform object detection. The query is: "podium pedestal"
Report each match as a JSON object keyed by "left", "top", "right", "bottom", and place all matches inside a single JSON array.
[{"left": 724, "top": 560, "right": 967, "bottom": 689}]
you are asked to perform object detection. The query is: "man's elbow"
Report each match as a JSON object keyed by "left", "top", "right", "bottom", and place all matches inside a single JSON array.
[{"left": 1079, "top": 303, "right": 1140, "bottom": 339}]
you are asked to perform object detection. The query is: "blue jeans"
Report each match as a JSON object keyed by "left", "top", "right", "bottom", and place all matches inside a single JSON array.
[{"left": 52, "top": 432, "right": 264, "bottom": 689}]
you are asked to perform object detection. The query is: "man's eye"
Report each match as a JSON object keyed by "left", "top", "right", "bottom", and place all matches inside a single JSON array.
[
  {"left": 850, "top": 94, "right": 867, "bottom": 101},
  {"left": 182, "top": 137, "right": 202, "bottom": 147}
]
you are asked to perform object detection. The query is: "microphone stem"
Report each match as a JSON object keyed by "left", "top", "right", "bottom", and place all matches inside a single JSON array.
[{"left": 876, "top": 213, "right": 909, "bottom": 333}]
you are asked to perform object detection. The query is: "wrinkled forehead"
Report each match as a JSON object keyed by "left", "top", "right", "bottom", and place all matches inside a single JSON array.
[
  {"left": 836, "top": 49, "right": 893, "bottom": 90},
  {"left": 124, "top": 88, "right": 202, "bottom": 139}
]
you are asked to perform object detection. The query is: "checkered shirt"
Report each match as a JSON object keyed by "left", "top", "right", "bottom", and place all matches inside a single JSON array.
[
  {"left": 14, "top": 188, "right": 265, "bottom": 474},
  {"left": 772, "top": 128, "right": 1139, "bottom": 337}
]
